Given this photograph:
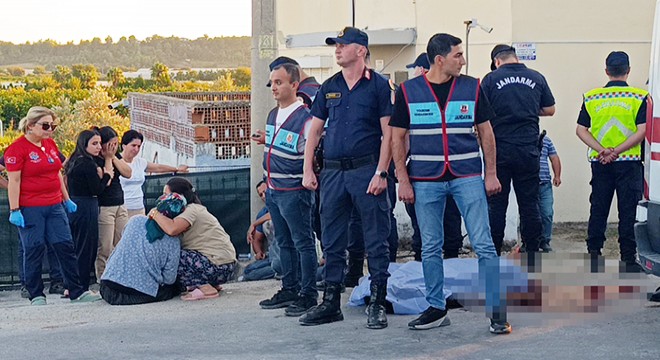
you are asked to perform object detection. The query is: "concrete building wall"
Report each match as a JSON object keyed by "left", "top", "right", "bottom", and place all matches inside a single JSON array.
[{"left": 272, "top": 0, "right": 656, "bottom": 223}]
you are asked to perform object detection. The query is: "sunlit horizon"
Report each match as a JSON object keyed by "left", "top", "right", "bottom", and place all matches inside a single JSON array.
[{"left": 0, "top": 0, "right": 251, "bottom": 45}]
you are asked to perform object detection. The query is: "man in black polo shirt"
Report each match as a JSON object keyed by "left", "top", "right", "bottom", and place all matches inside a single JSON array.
[{"left": 482, "top": 44, "right": 556, "bottom": 255}]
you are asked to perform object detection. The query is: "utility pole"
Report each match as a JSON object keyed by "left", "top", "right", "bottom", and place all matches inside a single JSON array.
[{"left": 250, "top": 0, "right": 276, "bottom": 223}]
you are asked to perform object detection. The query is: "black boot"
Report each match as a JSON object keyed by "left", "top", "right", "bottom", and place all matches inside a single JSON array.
[
  {"left": 299, "top": 283, "right": 343, "bottom": 326},
  {"left": 344, "top": 256, "right": 364, "bottom": 288},
  {"left": 366, "top": 282, "right": 387, "bottom": 329}
]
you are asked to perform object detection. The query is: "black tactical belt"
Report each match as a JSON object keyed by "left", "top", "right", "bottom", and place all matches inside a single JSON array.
[{"left": 324, "top": 154, "right": 378, "bottom": 170}]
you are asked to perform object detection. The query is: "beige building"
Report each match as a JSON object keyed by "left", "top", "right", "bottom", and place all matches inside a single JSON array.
[{"left": 269, "top": 0, "right": 655, "bottom": 222}]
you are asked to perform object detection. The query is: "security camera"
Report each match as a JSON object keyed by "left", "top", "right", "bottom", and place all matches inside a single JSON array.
[{"left": 465, "top": 18, "right": 494, "bottom": 34}]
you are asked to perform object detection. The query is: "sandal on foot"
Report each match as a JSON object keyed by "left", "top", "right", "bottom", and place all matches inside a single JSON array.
[
  {"left": 181, "top": 288, "right": 219, "bottom": 301},
  {"left": 30, "top": 296, "right": 47, "bottom": 306},
  {"left": 71, "top": 290, "right": 102, "bottom": 303}
]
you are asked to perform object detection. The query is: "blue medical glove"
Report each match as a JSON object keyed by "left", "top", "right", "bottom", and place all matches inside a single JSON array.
[
  {"left": 9, "top": 210, "right": 24, "bottom": 228},
  {"left": 64, "top": 199, "right": 77, "bottom": 213}
]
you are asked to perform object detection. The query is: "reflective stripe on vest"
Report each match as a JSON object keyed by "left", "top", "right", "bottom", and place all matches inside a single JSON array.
[
  {"left": 402, "top": 74, "right": 482, "bottom": 180},
  {"left": 263, "top": 105, "right": 310, "bottom": 190},
  {"left": 584, "top": 86, "right": 647, "bottom": 162}
]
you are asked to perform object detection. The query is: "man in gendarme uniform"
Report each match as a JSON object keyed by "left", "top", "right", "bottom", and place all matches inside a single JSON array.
[
  {"left": 576, "top": 51, "right": 651, "bottom": 272},
  {"left": 300, "top": 26, "right": 393, "bottom": 329}
]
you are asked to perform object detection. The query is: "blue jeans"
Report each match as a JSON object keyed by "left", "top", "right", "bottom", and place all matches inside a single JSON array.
[
  {"left": 243, "top": 259, "right": 276, "bottom": 281},
  {"left": 19, "top": 204, "right": 85, "bottom": 300},
  {"left": 538, "top": 182, "right": 554, "bottom": 245},
  {"left": 266, "top": 188, "right": 318, "bottom": 297},
  {"left": 413, "top": 176, "right": 502, "bottom": 316}
]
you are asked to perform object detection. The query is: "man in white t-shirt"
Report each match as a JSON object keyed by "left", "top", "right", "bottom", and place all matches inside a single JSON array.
[{"left": 251, "top": 63, "right": 318, "bottom": 317}]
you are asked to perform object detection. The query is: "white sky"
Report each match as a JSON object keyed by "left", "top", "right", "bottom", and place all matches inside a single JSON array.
[{"left": 1, "top": 0, "right": 251, "bottom": 44}]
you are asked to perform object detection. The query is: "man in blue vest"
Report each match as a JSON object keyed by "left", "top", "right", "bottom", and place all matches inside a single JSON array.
[
  {"left": 482, "top": 44, "right": 556, "bottom": 255},
  {"left": 576, "top": 51, "right": 649, "bottom": 272},
  {"left": 255, "top": 63, "right": 319, "bottom": 316},
  {"left": 391, "top": 33, "right": 510, "bottom": 334},
  {"left": 404, "top": 52, "right": 465, "bottom": 262},
  {"left": 300, "top": 26, "right": 392, "bottom": 329}
]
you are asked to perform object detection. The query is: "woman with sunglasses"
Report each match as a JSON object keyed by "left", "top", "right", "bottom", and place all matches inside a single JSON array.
[
  {"left": 65, "top": 129, "right": 114, "bottom": 291},
  {"left": 93, "top": 126, "right": 132, "bottom": 281},
  {"left": 5, "top": 106, "right": 101, "bottom": 305}
]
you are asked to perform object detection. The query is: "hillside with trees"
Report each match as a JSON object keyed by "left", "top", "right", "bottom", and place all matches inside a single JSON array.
[{"left": 0, "top": 35, "right": 250, "bottom": 71}]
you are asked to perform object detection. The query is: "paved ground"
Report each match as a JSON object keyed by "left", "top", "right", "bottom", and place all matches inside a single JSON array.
[{"left": 1, "top": 276, "right": 659, "bottom": 360}]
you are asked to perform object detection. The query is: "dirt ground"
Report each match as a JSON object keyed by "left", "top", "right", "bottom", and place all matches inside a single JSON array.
[{"left": 396, "top": 222, "right": 625, "bottom": 260}]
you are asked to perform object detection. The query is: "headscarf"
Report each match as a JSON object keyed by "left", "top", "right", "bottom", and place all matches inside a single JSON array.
[{"left": 146, "top": 192, "right": 187, "bottom": 243}]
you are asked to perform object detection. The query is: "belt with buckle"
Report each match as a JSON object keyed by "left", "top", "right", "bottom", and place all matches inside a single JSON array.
[{"left": 324, "top": 154, "right": 378, "bottom": 170}]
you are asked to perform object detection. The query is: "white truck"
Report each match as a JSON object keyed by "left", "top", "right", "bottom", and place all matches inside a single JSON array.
[{"left": 635, "top": 0, "right": 660, "bottom": 301}]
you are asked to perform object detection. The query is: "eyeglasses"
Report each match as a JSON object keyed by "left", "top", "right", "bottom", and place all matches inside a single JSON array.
[{"left": 35, "top": 122, "right": 57, "bottom": 131}]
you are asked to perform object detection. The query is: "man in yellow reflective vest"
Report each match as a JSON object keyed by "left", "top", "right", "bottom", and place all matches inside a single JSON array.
[{"left": 576, "top": 51, "right": 651, "bottom": 272}]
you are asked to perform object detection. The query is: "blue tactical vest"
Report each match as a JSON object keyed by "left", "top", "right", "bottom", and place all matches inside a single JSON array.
[
  {"left": 263, "top": 104, "right": 311, "bottom": 190},
  {"left": 402, "top": 74, "right": 482, "bottom": 180}
]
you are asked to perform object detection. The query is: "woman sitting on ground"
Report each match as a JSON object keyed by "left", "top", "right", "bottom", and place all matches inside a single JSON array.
[
  {"left": 100, "top": 192, "right": 187, "bottom": 305},
  {"left": 149, "top": 177, "right": 237, "bottom": 301}
]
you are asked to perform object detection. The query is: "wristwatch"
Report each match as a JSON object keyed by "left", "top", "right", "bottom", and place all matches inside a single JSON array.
[{"left": 375, "top": 169, "right": 388, "bottom": 179}]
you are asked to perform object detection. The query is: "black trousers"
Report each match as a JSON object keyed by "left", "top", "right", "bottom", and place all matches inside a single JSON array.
[
  {"left": 587, "top": 161, "right": 643, "bottom": 262},
  {"left": 100, "top": 280, "right": 180, "bottom": 305},
  {"left": 68, "top": 196, "right": 99, "bottom": 287},
  {"left": 407, "top": 196, "right": 463, "bottom": 259},
  {"left": 488, "top": 143, "right": 542, "bottom": 254}
]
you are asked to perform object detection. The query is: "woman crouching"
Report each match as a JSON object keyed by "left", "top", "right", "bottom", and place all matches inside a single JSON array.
[
  {"left": 149, "top": 177, "right": 237, "bottom": 300},
  {"left": 100, "top": 192, "right": 187, "bottom": 305}
]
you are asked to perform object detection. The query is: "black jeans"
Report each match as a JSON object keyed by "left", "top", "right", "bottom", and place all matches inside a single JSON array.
[
  {"left": 100, "top": 280, "right": 180, "bottom": 305},
  {"left": 407, "top": 195, "right": 463, "bottom": 259},
  {"left": 587, "top": 161, "right": 643, "bottom": 262},
  {"left": 488, "top": 143, "right": 542, "bottom": 254}
]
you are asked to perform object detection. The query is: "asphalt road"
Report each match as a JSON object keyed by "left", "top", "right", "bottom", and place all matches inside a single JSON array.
[{"left": 1, "top": 278, "right": 659, "bottom": 360}]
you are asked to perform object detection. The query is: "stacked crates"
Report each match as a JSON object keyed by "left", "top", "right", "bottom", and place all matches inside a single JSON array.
[{"left": 129, "top": 92, "right": 251, "bottom": 162}]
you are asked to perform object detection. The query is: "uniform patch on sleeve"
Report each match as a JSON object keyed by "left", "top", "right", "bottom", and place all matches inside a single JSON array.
[{"left": 6, "top": 156, "right": 16, "bottom": 164}]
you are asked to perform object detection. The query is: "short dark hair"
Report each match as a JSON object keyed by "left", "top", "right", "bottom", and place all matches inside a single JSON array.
[
  {"left": 426, "top": 33, "right": 462, "bottom": 65},
  {"left": 272, "top": 63, "right": 300, "bottom": 84},
  {"left": 255, "top": 180, "right": 266, "bottom": 190},
  {"left": 121, "top": 129, "right": 144, "bottom": 146},
  {"left": 606, "top": 65, "right": 630, "bottom": 77},
  {"left": 97, "top": 126, "right": 118, "bottom": 145}
]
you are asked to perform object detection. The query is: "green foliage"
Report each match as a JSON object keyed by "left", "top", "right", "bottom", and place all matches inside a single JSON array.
[
  {"left": 151, "top": 62, "right": 172, "bottom": 87},
  {"left": 5, "top": 66, "right": 25, "bottom": 77},
  {"left": 0, "top": 36, "right": 250, "bottom": 69}
]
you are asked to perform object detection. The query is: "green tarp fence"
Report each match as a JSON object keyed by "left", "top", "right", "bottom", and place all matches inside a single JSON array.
[{"left": 0, "top": 168, "right": 251, "bottom": 285}]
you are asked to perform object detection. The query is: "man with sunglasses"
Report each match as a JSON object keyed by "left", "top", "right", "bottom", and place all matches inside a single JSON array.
[{"left": 481, "top": 44, "right": 556, "bottom": 255}]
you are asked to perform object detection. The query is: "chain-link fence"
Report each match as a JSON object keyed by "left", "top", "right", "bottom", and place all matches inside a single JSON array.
[{"left": 0, "top": 168, "right": 250, "bottom": 286}]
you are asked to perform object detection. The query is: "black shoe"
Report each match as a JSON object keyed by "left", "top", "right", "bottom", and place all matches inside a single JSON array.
[
  {"left": 621, "top": 261, "right": 645, "bottom": 274},
  {"left": 299, "top": 283, "right": 343, "bottom": 326},
  {"left": 649, "top": 287, "right": 660, "bottom": 302},
  {"left": 408, "top": 306, "right": 450, "bottom": 330},
  {"left": 489, "top": 319, "right": 512, "bottom": 334},
  {"left": 539, "top": 242, "right": 553, "bottom": 253},
  {"left": 48, "top": 281, "right": 66, "bottom": 295},
  {"left": 317, "top": 280, "right": 346, "bottom": 293},
  {"left": 285, "top": 295, "right": 318, "bottom": 317},
  {"left": 259, "top": 288, "right": 298, "bottom": 309},
  {"left": 366, "top": 283, "right": 388, "bottom": 329},
  {"left": 20, "top": 286, "right": 29, "bottom": 299}
]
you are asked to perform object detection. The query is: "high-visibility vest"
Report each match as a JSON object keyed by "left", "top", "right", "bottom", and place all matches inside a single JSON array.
[
  {"left": 263, "top": 105, "right": 310, "bottom": 190},
  {"left": 401, "top": 74, "right": 482, "bottom": 180},
  {"left": 584, "top": 86, "right": 647, "bottom": 161}
]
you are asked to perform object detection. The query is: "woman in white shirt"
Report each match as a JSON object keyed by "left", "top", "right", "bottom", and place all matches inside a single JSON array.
[{"left": 120, "top": 130, "right": 189, "bottom": 218}]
